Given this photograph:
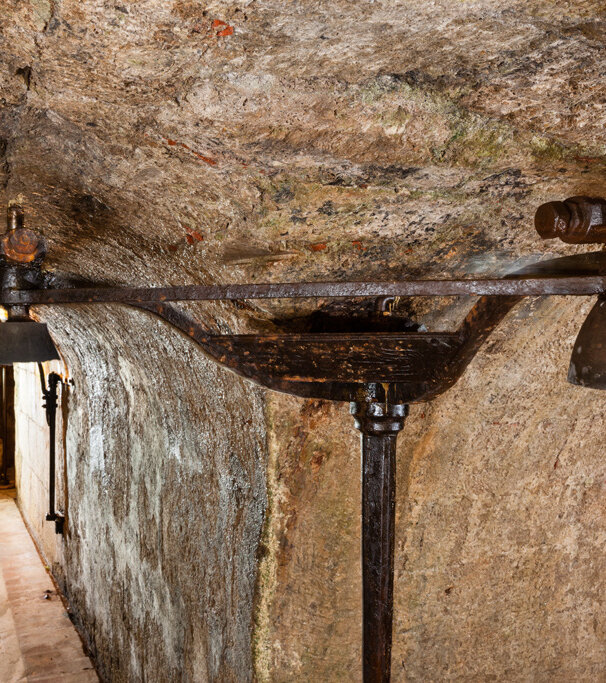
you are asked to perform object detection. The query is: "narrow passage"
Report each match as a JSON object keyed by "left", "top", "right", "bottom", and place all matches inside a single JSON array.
[{"left": 0, "top": 489, "right": 97, "bottom": 682}]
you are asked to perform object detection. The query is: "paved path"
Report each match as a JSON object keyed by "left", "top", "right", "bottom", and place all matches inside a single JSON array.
[{"left": 0, "top": 489, "right": 97, "bottom": 682}]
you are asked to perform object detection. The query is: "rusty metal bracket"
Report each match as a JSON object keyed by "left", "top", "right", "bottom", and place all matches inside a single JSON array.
[
  {"left": 5, "top": 202, "right": 606, "bottom": 681},
  {"left": 535, "top": 196, "right": 606, "bottom": 244}
]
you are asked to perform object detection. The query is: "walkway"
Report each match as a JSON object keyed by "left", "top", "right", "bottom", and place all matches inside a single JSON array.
[{"left": 0, "top": 489, "right": 98, "bottom": 682}]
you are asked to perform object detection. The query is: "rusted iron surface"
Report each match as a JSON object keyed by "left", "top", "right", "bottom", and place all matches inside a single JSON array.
[
  {"left": 129, "top": 298, "right": 516, "bottom": 404},
  {"left": 208, "top": 332, "right": 462, "bottom": 384},
  {"left": 535, "top": 196, "right": 606, "bottom": 244},
  {"left": 3, "top": 275, "right": 606, "bottom": 305},
  {"left": 3, "top": 243, "right": 606, "bottom": 306},
  {"left": 2, "top": 206, "right": 45, "bottom": 264},
  {"left": 6, "top": 205, "right": 23, "bottom": 232},
  {"left": 352, "top": 400, "right": 408, "bottom": 683},
  {"left": 2, "top": 228, "right": 45, "bottom": 264}
]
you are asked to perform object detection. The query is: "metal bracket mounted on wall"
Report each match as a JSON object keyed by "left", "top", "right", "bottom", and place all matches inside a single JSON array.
[
  {"left": 3, "top": 198, "right": 606, "bottom": 680},
  {"left": 38, "top": 363, "right": 68, "bottom": 535}
]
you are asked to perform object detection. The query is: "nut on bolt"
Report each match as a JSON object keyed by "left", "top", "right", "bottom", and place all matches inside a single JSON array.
[{"left": 535, "top": 196, "right": 606, "bottom": 244}]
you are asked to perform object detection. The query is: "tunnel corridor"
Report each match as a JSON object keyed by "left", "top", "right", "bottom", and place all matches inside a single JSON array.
[
  {"left": 0, "top": 486, "right": 97, "bottom": 682},
  {"left": 4, "top": 0, "right": 606, "bottom": 680}
]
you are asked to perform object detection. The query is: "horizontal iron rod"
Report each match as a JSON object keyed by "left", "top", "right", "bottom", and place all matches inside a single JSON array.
[{"left": 0, "top": 277, "right": 605, "bottom": 305}]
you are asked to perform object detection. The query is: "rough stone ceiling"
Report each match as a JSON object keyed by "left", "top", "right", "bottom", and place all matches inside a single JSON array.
[{"left": 1, "top": 0, "right": 606, "bottom": 329}]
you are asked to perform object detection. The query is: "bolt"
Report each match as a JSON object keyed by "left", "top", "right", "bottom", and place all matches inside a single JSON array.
[
  {"left": 534, "top": 196, "right": 606, "bottom": 244},
  {"left": 7, "top": 205, "right": 24, "bottom": 232}
]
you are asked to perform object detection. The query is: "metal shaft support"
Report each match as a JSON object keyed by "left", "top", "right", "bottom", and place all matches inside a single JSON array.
[
  {"left": 352, "top": 401, "right": 408, "bottom": 683},
  {"left": 38, "top": 364, "right": 64, "bottom": 535}
]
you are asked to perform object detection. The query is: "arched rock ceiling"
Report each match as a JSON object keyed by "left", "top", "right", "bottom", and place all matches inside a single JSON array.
[{"left": 1, "top": 0, "right": 606, "bottom": 331}]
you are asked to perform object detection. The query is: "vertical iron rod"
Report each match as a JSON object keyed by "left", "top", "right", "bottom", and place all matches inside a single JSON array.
[
  {"left": 39, "top": 364, "right": 63, "bottom": 533},
  {"left": 352, "top": 401, "right": 408, "bottom": 683},
  {"left": 47, "top": 386, "right": 56, "bottom": 522},
  {"left": 0, "top": 366, "right": 7, "bottom": 485}
]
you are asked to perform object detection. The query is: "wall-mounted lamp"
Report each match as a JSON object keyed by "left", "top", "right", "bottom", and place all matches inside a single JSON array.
[
  {"left": 37, "top": 364, "right": 65, "bottom": 534},
  {"left": 2, "top": 198, "right": 605, "bottom": 681},
  {"left": 0, "top": 305, "right": 60, "bottom": 364},
  {"left": 0, "top": 206, "right": 62, "bottom": 531}
]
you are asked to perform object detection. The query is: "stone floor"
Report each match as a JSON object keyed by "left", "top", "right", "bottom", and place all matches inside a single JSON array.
[{"left": 0, "top": 488, "right": 98, "bottom": 682}]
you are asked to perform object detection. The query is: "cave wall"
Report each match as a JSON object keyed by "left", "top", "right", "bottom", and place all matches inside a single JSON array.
[{"left": 15, "top": 305, "right": 267, "bottom": 682}]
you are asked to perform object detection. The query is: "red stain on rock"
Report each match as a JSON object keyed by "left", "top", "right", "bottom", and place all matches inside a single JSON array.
[
  {"left": 352, "top": 240, "right": 363, "bottom": 250},
  {"left": 191, "top": 150, "right": 217, "bottom": 166},
  {"left": 185, "top": 234, "right": 194, "bottom": 245},
  {"left": 211, "top": 19, "right": 234, "bottom": 36},
  {"left": 161, "top": 136, "right": 217, "bottom": 166},
  {"left": 309, "top": 242, "right": 327, "bottom": 252},
  {"left": 185, "top": 227, "right": 204, "bottom": 242}
]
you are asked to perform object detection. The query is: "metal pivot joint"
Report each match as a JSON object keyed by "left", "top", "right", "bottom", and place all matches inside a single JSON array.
[
  {"left": 352, "top": 400, "right": 408, "bottom": 683},
  {"left": 38, "top": 364, "right": 64, "bottom": 535}
]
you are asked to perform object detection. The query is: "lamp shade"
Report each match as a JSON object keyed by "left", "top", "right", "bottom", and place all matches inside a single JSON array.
[
  {"left": 568, "top": 294, "right": 606, "bottom": 389},
  {"left": 0, "top": 321, "right": 60, "bottom": 364}
]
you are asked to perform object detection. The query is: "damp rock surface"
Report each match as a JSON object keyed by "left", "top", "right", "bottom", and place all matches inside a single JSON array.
[{"left": 19, "top": 305, "right": 268, "bottom": 683}]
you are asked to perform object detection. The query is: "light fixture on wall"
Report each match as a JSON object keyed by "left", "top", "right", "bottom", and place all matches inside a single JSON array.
[
  {"left": 2, "top": 197, "right": 606, "bottom": 682},
  {"left": 37, "top": 363, "right": 65, "bottom": 534},
  {"left": 0, "top": 206, "right": 63, "bottom": 529},
  {"left": 0, "top": 306, "right": 60, "bottom": 364}
]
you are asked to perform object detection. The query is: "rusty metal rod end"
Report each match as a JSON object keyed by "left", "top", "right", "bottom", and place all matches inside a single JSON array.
[{"left": 535, "top": 201, "right": 571, "bottom": 239}]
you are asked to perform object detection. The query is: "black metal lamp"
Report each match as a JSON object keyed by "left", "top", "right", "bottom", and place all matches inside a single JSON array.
[
  {"left": 0, "top": 305, "right": 60, "bottom": 365},
  {"left": 0, "top": 207, "right": 59, "bottom": 365}
]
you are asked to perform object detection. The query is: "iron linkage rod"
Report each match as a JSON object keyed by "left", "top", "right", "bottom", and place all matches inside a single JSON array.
[{"left": 0, "top": 276, "right": 604, "bottom": 306}]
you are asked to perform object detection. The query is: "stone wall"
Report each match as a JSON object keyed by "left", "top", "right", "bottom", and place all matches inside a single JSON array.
[{"left": 14, "top": 358, "right": 66, "bottom": 574}]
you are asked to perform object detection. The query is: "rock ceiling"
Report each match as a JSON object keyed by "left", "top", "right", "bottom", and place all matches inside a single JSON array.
[{"left": 1, "top": 0, "right": 606, "bottom": 330}]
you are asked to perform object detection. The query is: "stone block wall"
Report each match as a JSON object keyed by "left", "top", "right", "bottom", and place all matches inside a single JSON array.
[{"left": 14, "top": 358, "right": 65, "bottom": 571}]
